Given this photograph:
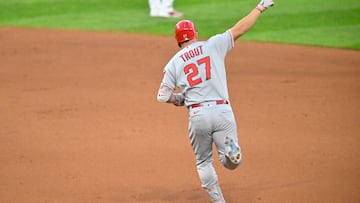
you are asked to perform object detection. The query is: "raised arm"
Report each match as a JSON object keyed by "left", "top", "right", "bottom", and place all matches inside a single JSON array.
[{"left": 230, "top": 0, "right": 274, "bottom": 41}]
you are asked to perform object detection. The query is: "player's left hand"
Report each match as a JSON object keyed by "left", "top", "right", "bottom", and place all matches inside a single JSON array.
[{"left": 173, "top": 93, "right": 185, "bottom": 106}]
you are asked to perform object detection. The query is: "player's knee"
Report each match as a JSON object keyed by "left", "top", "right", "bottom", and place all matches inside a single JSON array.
[{"left": 197, "top": 161, "right": 218, "bottom": 188}]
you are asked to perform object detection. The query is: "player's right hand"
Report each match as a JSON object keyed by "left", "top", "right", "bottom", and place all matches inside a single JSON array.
[{"left": 256, "top": 0, "right": 274, "bottom": 12}]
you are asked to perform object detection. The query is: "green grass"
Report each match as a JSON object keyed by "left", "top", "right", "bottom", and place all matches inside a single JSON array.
[{"left": 0, "top": 0, "right": 359, "bottom": 49}]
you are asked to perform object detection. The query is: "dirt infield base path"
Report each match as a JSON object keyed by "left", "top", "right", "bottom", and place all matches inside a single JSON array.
[{"left": 1, "top": 27, "right": 360, "bottom": 203}]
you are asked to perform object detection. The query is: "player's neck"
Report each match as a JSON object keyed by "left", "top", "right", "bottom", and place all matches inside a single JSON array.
[{"left": 180, "top": 39, "right": 197, "bottom": 49}]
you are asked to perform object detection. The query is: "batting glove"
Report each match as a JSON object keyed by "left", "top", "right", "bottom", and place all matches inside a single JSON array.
[
  {"left": 256, "top": 0, "right": 274, "bottom": 12},
  {"left": 173, "top": 93, "right": 185, "bottom": 106}
]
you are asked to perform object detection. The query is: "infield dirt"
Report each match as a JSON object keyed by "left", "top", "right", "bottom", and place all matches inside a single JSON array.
[{"left": 1, "top": 27, "right": 360, "bottom": 203}]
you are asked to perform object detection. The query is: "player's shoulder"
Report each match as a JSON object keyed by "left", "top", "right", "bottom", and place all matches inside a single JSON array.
[
  {"left": 165, "top": 48, "right": 188, "bottom": 69},
  {"left": 206, "top": 30, "right": 234, "bottom": 49},
  {"left": 207, "top": 30, "right": 232, "bottom": 42}
]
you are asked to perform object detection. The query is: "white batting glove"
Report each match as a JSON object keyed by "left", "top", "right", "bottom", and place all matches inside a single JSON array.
[
  {"left": 256, "top": 0, "right": 274, "bottom": 12},
  {"left": 172, "top": 93, "right": 185, "bottom": 106}
]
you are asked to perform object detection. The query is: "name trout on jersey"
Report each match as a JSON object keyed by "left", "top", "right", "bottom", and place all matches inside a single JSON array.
[{"left": 179, "top": 45, "right": 203, "bottom": 62}]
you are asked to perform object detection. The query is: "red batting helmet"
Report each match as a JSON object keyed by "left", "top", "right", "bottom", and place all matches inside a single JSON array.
[{"left": 175, "top": 20, "right": 197, "bottom": 47}]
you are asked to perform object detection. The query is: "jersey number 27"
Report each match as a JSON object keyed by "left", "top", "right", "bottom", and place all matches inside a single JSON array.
[{"left": 184, "top": 56, "right": 211, "bottom": 87}]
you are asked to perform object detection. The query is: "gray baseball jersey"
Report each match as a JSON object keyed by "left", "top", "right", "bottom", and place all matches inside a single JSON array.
[{"left": 161, "top": 30, "right": 234, "bottom": 106}]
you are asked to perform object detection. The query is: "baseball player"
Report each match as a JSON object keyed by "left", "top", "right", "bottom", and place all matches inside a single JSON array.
[
  {"left": 149, "top": 0, "right": 183, "bottom": 18},
  {"left": 156, "top": 0, "right": 274, "bottom": 202}
]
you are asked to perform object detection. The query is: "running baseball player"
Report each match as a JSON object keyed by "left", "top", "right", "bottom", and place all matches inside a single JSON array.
[{"left": 156, "top": 0, "right": 274, "bottom": 202}]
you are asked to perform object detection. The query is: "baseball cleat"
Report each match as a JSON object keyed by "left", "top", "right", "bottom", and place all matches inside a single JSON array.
[
  {"left": 168, "top": 10, "right": 183, "bottom": 18},
  {"left": 151, "top": 10, "right": 183, "bottom": 18},
  {"left": 224, "top": 136, "right": 241, "bottom": 164}
]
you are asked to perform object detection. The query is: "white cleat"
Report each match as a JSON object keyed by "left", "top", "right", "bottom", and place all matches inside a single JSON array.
[
  {"left": 225, "top": 136, "right": 241, "bottom": 164},
  {"left": 151, "top": 10, "right": 183, "bottom": 18},
  {"left": 167, "top": 10, "right": 183, "bottom": 18}
]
